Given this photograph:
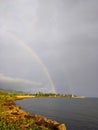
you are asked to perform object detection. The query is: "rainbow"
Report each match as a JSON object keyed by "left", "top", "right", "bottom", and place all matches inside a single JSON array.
[{"left": 0, "top": 29, "right": 56, "bottom": 93}]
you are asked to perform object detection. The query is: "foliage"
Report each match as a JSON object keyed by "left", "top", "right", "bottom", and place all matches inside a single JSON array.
[{"left": 0, "top": 90, "right": 50, "bottom": 130}]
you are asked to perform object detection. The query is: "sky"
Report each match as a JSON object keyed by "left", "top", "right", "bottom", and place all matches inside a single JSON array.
[{"left": 0, "top": 0, "right": 98, "bottom": 97}]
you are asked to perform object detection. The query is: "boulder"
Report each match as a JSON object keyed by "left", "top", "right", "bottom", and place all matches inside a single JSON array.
[{"left": 56, "top": 123, "right": 66, "bottom": 130}]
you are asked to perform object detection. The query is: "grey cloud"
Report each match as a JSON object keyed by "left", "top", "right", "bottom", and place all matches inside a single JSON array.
[
  {"left": 0, "top": 0, "right": 98, "bottom": 96},
  {"left": 0, "top": 73, "right": 42, "bottom": 86}
]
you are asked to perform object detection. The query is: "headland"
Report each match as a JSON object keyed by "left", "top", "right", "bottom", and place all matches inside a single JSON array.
[{"left": 0, "top": 90, "right": 66, "bottom": 130}]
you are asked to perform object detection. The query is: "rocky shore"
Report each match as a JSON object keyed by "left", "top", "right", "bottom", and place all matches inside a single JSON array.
[{"left": 0, "top": 95, "right": 66, "bottom": 130}]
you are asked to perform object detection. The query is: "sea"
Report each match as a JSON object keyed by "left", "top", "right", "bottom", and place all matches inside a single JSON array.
[{"left": 15, "top": 98, "right": 98, "bottom": 130}]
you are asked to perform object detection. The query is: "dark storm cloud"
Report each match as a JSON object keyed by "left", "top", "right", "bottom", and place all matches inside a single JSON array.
[{"left": 0, "top": 0, "right": 98, "bottom": 96}]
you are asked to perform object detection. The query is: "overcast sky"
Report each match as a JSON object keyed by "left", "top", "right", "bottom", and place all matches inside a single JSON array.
[{"left": 0, "top": 0, "right": 98, "bottom": 97}]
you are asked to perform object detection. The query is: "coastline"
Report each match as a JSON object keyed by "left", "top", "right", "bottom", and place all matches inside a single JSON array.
[
  {"left": 15, "top": 96, "right": 67, "bottom": 130},
  {"left": 0, "top": 94, "right": 66, "bottom": 130}
]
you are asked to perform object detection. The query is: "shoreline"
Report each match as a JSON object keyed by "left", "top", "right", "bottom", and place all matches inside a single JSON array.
[
  {"left": 16, "top": 95, "right": 86, "bottom": 99},
  {"left": 15, "top": 96, "right": 67, "bottom": 130},
  {"left": 0, "top": 94, "right": 66, "bottom": 130}
]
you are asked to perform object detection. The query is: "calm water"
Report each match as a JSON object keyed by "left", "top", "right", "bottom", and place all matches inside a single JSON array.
[{"left": 15, "top": 98, "right": 98, "bottom": 130}]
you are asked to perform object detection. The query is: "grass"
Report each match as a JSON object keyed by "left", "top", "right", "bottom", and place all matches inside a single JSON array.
[
  {"left": 0, "top": 90, "right": 50, "bottom": 130},
  {"left": 0, "top": 117, "right": 36, "bottom": 130}
]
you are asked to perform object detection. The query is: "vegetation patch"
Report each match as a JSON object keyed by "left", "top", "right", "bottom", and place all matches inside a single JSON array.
[{"left": 0, "top": 90, "right": 66, "bottom": 130}]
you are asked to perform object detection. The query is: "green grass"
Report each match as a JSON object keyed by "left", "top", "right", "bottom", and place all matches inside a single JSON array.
[
  {"left": 0, "top": 90, "right": 50, "bottom": 130},
  {"left": 0, "top": 118, "right": 35, "bottom": 130}
]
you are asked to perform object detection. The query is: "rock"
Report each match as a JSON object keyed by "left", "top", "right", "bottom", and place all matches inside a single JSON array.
[
  {"left": 56, "top": 123, "right": 66, "bottom": 130},
  {"left": 32, "top": 114, "right": 67, "bottom": 130},
  {"left": 11, "top": 111, "right": 19, "bottom": 115}
]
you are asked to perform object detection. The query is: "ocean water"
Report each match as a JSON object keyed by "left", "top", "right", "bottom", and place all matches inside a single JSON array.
[{"left": 15, "top": 98, "right": 98, "bottom": 130}]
